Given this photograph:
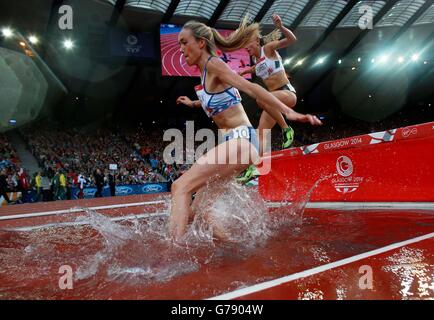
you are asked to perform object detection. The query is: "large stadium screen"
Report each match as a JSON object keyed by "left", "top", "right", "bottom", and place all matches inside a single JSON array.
[{"left": 160, "top": 24, "right": 252, "bottom": 79}]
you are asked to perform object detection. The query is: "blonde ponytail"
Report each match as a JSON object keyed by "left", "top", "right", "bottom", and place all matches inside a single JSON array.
[
  {"left": 182, "top": 15, "right": 282, "bottom": 55},
  {"left": 261, "top": 28, "right": 282, "bottom": 45},
  {"left": 210, "top": 16, "right": 261, "bottom": 52}
]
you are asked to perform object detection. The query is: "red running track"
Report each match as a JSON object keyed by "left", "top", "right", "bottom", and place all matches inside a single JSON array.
[
  {"left": 0, "top": 194, "right": 433, "bottom": 300},
  {"left": 161, "top": 33, "right": 201, "bottom": 77}
]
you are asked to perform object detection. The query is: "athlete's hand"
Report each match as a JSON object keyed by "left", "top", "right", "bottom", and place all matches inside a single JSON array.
[
  {"left": 176, "top": 96, "right": 193, "bottom": 108},
  {"left": 284, "top": 109, "right": 323, "bottom": 125},
  {"left": 272, "top": 14, "right": 283, "bottom": 29},
  {"left": 304, "top": 114, "right": 323, "bottom": 126}
]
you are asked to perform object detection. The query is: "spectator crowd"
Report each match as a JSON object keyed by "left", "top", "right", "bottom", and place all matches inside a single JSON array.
[
  {"left": 1, "top": 114, "right": 417, "bottom": 205},
  {"left": 0, "top": 134, "right": 31, "bottom": 204},
  {"left": 1, "top": 125, "right": 190, "bottom": 204}
]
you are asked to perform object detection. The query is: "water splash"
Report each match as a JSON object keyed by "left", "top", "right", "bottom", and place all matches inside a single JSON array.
[
  {"left": 0, "top": 176, "right": 325, "bottom": 298},
  {"left": 191, "top": 179, "right": 271, "bottom": 249},
  {"left": 73, "top": 208, "right": 204, "bottom": 284},
  {"left": 269, "top": 174, "right": 334, "bottom": 229}
]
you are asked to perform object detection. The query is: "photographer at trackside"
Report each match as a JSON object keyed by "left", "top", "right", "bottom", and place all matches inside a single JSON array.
[
  {"left": 0, "top": 169, "right": 11, "bottom": 204},
  {"left": 93, "top": 168, "right": 105, "bottom": 198}
]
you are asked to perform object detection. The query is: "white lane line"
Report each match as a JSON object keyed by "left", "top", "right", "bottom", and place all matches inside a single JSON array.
[
  {"left": 169, "top": 40, "right": 183, "bottom": 76},
  {"left": 208, "top": 232, "right": 434, "bottom": 300},
  {"left": 161, "top": 36, "right": 176, "bottom": 75},
  {"left": 3, "top": 212, "right": 169, "bottom": 232},
  {"left": 0, "top": 200, "right": 166, "bottom": 221},
  {"left": 267, "top": 202, "right": 434, "bottom": 211},
  {"left": 2, "top": 201, "right": 433, "bottom": 222}
]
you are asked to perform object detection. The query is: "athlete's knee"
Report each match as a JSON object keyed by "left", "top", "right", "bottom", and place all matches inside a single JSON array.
[
  {"left": 171, "top": 179, "right": 186, "bottom": 195},
  {"left": 287, "top": 93, "right": 297, "bottom": 108},
  {"left": 172, "top": 177, "right": 197, "bottom": 196}
]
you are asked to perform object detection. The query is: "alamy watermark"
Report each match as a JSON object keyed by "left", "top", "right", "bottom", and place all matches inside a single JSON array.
[
  {"left": 358, "top": 265, "right": 374, "bottom": 290},
  {"left": 163, "top": 121, "right": 272, "bottom": 174},
  {"left": 57, "top": 5, "right": 374, "bottom": 32},
  {"left": 59, "top": 265, "right": 74, "bottom": 290},
  {"left": 58, "top": 5, "right": 73, "bottom": 30}
]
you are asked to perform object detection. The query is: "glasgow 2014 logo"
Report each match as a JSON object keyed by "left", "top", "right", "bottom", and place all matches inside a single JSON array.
[
  {"left": 336, "top": 156, "right": 353, "bottom": 177},
  {"left": 332, "top": 156, "right": 364, "bottom": 194}
]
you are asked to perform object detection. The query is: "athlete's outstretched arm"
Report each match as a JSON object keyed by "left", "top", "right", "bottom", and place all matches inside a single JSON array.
[
  {"left": 207, "top": 58, "right": 321, "bottom": 125},
  {"left": 266, "top": 14, "right": 297, "bottom": 51}
]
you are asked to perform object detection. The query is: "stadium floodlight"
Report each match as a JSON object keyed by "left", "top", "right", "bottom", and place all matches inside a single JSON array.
[
  {"left": 358, "top": 57, "right": 361, "bottom": 63},
  {"left": 371, "top": 58, "right": 376, "bottom": 64},
  {"left": 29, "top": 35, "right": 39, "bottom": 44},
  {"left": 2, "top": 28, "right": 13, "bottom": 38},
  {"left": 315, "top": 57, "right": 326, "bottom": 65},
  {"left": 411, "top": 54, "right": 420, "bottom": 62},
  {"left": 296, "top": 59, "right": 304, "bottom": 66},
  {"left": 284, "top": 58, "right": 292, "bottom": 65},
  {"left": 397, "top": 56, "right": 404, "bottom": 64},
  {"left": 379, "top": 55, "right": 389, "bottom": 64},
  {"left": 338, "top": 59, "right": 342, "bottom": 64},
  {"left": 63, "top": 39, "right": 74, "bottom": 50}
]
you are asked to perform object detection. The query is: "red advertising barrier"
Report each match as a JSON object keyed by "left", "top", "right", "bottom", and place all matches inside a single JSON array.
[{"left": 259, "top": 122, "right": 434, "bottom": 202}]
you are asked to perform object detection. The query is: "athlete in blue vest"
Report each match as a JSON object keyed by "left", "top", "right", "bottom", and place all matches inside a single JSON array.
[{"left": 170, "top": 20, "right": 318, "bottom": 241}]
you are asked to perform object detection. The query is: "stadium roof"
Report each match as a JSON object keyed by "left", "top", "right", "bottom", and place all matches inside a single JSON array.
[{"left": 104, "top": 0, "right": 434, "bottom": 28}]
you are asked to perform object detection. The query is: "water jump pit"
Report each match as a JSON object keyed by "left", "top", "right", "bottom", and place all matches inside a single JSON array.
[{"left": 0, "top": 123, "right": 433, "bottom": 300}]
